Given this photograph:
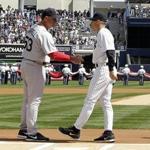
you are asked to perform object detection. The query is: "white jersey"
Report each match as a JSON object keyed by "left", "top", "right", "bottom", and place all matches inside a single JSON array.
[
  {"left": 49, "top": 66, "right": 54, "bottom": 72},
  {"left": 122, "top": 68, "right": 130, "bottom": 75},
  {"left": 22, "top": 24, "right": 57, "bottom": 64},
  {"left": 45, "top": 67, "right": 50, "bottom": 74},
  {"left": 93, "top": 28, "right": 115, "bottom": 65},
  {"left": 138, "top": 69, "right": 146, "bottom": 75},
  {"left": 62, "top": 67, "right": 71, "bottom": 75},
  {"left": 10, "top": 66, "right": 18, "bottom": 72},
  {"left": 78, "top": 67, "right": 88, "bottom": 75},
  {"left": 0, "top": 66, "right": 6, "bottom": 72}
]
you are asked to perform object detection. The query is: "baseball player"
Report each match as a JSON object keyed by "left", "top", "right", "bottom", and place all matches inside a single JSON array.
[
  {"left": 138, "top": 65, "right": 146, "bottom": 86},
  {"left": 17, "top": 8, "right": 82, "bottom": 142},
  {"left": 59, "top": 13, "right": 117, "bottom": 143},
  {"left": 122, "top": 64, "right": 130, "bottom": 86}
]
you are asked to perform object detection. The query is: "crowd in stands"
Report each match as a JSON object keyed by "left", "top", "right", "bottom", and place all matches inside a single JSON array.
[
  {"left": 128, "top": 4, "right": 150, "bottom": 18},
  {"left": 0, "top": 5, "right": 41, "bottom": 44},
  {"left": 50, "top": 9, "right": 95, "bottom": 48},
  {"left": 0, "top": 4, "right": 126, "bottom": 50},
  {"left": 0, "top": 5, "right": 96, "bottom": 49}
]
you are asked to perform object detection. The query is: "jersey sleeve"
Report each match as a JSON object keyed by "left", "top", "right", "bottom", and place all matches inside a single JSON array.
[{"left": 40, "top": 32, "right": 57, "bottom": 55}]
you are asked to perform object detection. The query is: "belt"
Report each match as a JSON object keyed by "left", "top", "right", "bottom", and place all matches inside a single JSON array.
[
  {"left": 23, "top": 58, "right": 47, "bottom": 66},
  {"left": 95, "top": 63, "right": 108, "bottom": 67}
]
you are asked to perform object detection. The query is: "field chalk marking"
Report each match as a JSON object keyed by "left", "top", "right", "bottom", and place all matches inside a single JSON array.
[
  {"left": 100, "top": 144, "right": 115, "bottom": 150},
  {"left": 30, "top": 143, "right": 54, "bottom": 150}
]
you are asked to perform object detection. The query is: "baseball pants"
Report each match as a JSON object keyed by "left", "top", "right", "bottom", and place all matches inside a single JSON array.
[
  {"left": 20, "top": 61, "right": 46, "bottom": 135},
  {"left": 74, "top": 65, "right": 113, "bottom": 131}
]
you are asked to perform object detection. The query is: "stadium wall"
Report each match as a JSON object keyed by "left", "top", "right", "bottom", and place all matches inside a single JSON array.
[
  {"left": 72, "top": 0, "right": 90, "bottom": 11},
  {"left": 0, "top": 0, "right": 90, "bottom": 11},
  {"left": 37, "top": 0, "right": 63, "bottom": 10},
  {"left": 37, "top": 0, "right": 89, "bottom": 11},
  {"left": 0, "top": 0, "right": 18, "bottom": 9},
  {"left": 24, "top": 0, "right": 37, "bottom": 6}
]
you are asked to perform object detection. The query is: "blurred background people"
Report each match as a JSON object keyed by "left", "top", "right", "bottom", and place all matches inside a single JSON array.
[
  {"left": 138, "top": 65, "right": 146, "bottom": 86},
  {"left": 122, "top": 64, "right": 130, "bottom": 86}
]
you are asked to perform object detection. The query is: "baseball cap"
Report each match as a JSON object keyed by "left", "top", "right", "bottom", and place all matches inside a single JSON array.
[
  {"left": 64, "top": 64, "right": 69, "bottom": 67},
  {"left": 140, "top": 65, "right": 144, "bottom": 68},
  {"left": 90, "top": 13, "right": 107, "bottom": 22},
  {"left": 41, "top": 8, "right": 59, "bottom": 22},
  {"left": 125, "top": 64, "right": 128, "bottom": 67}
]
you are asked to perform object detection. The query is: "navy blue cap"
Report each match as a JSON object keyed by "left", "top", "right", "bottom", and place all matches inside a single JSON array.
[
  {"left": 41, "top": 8, "right": 59, "bottom": 21},
  {"left": 90, "top": 13, "right": 107, "bottom": 22}
]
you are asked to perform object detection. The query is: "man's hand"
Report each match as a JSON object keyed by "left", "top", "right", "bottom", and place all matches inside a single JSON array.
[
  {"left": 109, "top": 67, "right": 118, "bottom": 80},
  {"left": 70, "top": 55, "right": 84, "bottom": 64}
]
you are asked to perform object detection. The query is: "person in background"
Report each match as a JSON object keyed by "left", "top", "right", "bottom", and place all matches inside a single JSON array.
[
  {"left": 45, "top": 64, "right": 51, "bottom": 85},
  {"left": 10, "top": 63, "right": 18, "bottom": 85},
  {"left": 122, "top": 64, "right": 130, "bottom": 86},
  {"left": 0, "top": 63, "right": 6, "bottom": 84},
  {"left": 77, "top": 64, "right": 89, "bottom": 85},
  {"left": 138, "top": 65, "right": 146, "bottom": 86},
  {"left": 62, "top": 64, "right": 75, "bottom": 85},
  {"left": 48, "top": 64, "right": 55, "bottom": 85}
]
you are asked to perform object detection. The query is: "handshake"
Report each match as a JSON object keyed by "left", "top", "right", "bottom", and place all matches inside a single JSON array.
[{"left": 70, "top": 55, "right": 84, "bottom": 64}]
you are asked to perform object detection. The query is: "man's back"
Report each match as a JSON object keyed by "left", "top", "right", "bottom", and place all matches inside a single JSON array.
[{"left": 22, "top": 24, "right": 57, "bottom": 63}]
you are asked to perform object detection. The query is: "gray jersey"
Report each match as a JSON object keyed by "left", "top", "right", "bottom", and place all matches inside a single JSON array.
[{"left": 22, "top": 24, "right": 57, "bottom": 64}]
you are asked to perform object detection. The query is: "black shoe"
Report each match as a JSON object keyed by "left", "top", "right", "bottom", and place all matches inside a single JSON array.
[
  {"left": 94, "top": 130, "right": 115, "bottom": 143},
  {"left": 58, "top": 126, "right": 80, "bottom": 140},
  {"left": 17, "top": 129, "right": 27, "bottom": 140},
  {"left": 25, "top": 132, "right": 49, "bottom": 142}
]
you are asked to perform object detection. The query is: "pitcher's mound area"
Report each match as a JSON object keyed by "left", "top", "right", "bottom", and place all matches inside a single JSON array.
[{"left": 113, "top": 94, "right": 150, "bottom": 105}]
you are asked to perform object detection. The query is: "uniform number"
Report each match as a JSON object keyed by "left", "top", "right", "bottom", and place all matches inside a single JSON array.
[{"left": 24, "top": 36, "right": 33, "bottom": 52}]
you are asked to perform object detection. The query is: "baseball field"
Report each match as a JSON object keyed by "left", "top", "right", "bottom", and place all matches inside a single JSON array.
[{"left": 0, "top": 80, "right": 150, "bottom": 149}]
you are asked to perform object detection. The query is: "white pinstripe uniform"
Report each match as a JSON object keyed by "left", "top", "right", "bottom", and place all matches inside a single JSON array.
[{"left": 74, "top": 27, "right": 115, "bottom": 131}]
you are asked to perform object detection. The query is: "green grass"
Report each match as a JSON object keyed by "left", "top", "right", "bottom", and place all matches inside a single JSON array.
[
  {"left": 0, "top": 93, "right": 150, "bottom": 129},
  {"left": 1, "top": 80, "right": 150, "bottom": 89},
  {"left": 114, "top": 81, "right": 150, "bottom": 89}
]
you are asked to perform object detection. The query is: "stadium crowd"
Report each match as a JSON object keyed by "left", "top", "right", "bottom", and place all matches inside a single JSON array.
[
  {"left": 0, "top": 4, "right": 96, "bottom": 49},
  {"left": 0, "top": 4, "right": 126, "bottom": 50},
  {"left": 128, "top": 4, "right": 150, "bottom": 18}
]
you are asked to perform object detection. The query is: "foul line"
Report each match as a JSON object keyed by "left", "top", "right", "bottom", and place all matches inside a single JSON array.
[{"left": 30, "top": 143, "right": 55, "bottom": 150}]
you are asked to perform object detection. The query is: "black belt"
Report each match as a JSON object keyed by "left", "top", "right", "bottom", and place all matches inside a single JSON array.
[
  {"left": 95, "top": 63, "right": 108, "bottom": 67},
  {"left": 23, "top": 58, "right": 47, "bottom": 66}
]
